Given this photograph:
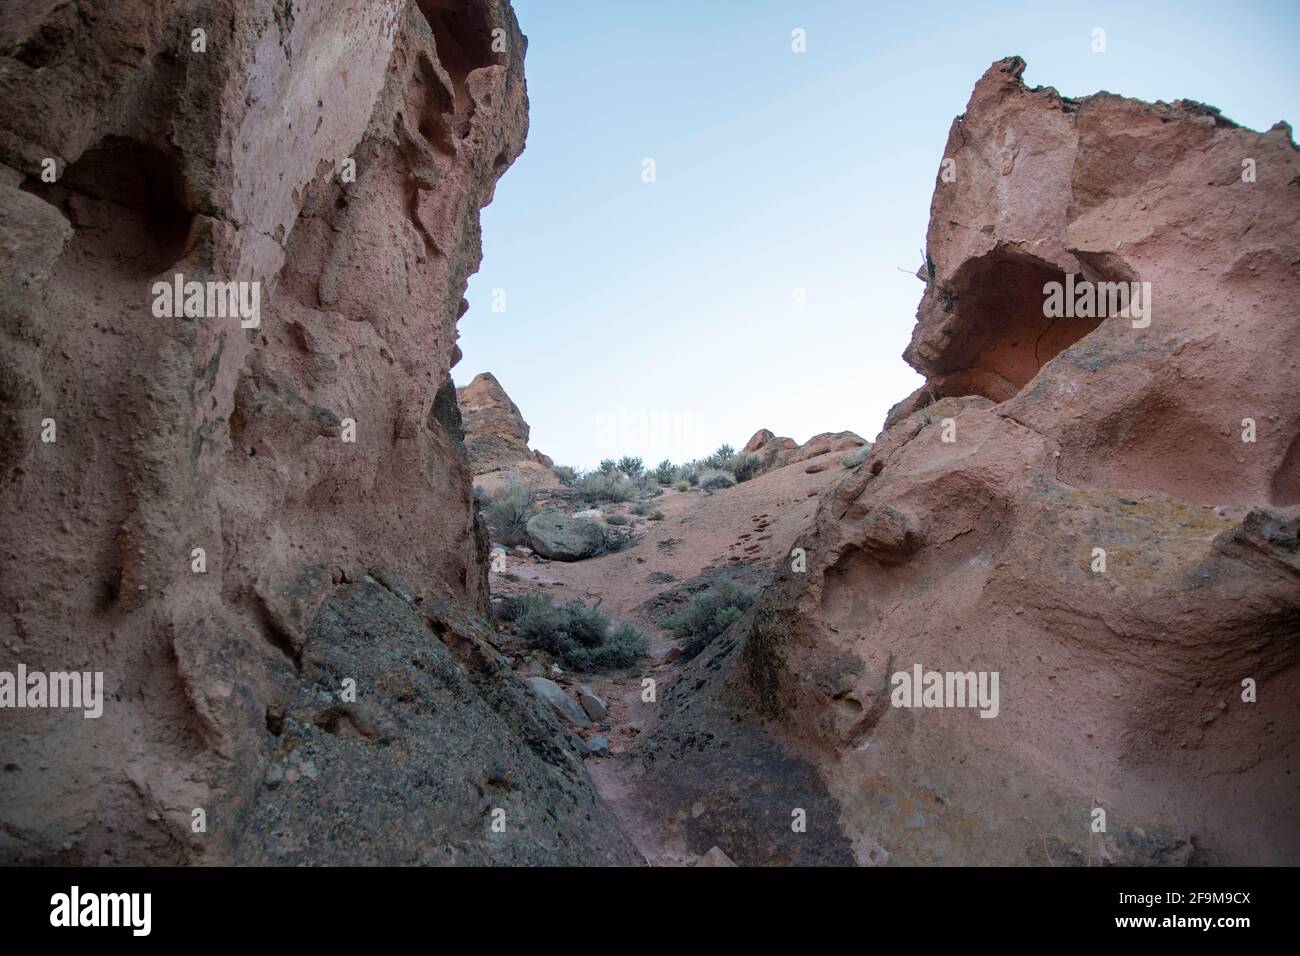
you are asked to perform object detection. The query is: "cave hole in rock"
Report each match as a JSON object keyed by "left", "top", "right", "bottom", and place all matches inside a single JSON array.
[
  {"left": 930, "top": 247, "right": 1106, "bottom": 401},
  {"left": 22, "top": 137, "right": 194, "bottom": 277},
  {"left": 416, "top": 0, "right": 501, "bottom": 135}
]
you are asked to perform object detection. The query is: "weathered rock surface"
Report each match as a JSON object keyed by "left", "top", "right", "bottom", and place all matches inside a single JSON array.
[
  {"left": 743, "top": 427, "right": 868, "bottom": 469},
  {"left": 241, "top": 578, "right": 635, "bottom": 864},
  {"left": 526, "top": 509, "right": 606, "bottom": 561},
  {"left": 623, "top": 58, "right": 1299, "bottom": 867},
  {"left": 457, "top": 371, "right": 533, "bottom": 471},
  {"left": 459, "top": 370, "right": 560, "bottom": 493},
  {"left": 718, "top": 58, "right": 1300, "bottom": 865},
  {"left": 0, "top": 0, "right": 638, "bottom": 865}
]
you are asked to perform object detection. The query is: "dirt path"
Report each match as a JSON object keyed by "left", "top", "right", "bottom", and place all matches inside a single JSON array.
[{"left": 490, "top": 452, "right": 854, "bottom": 864}]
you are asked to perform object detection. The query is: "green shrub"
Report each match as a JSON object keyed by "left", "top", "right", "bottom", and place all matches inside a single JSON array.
[
  {"left": 663, "top": 578, "right": 757, "bottom": 660},
  {"left": 484, "top": 480, "right": 535, "bottom": 546},
  {"left": 576, "top": 471, "right": 637, "bottom": 503},
  {"left": 498, "top": 594, "right": 649, "bottom": 671},
  {"left": 617, "top": 456, "right": 645, "bottom": 479},
  {"left": 704, "top": 443, "right": 736, "bottom": 469},
  {"left": 726, "top": 451, "right": 762, "bottom": 482},
  {"left": 675, "top": 479, "right": 689, "bottom": 492},
  {"left": 630, "top": 500, "right": 651, "bottom": 516},
  {"left": 648, "top": 509, "right": 664, "bottom": 521},
  {"left": 654, "top": 459, "right": 677, "bottom": 485},
  {"left": 840, "top": 444, "right": 871, "bottom": 468},
  {"left": 605, "top": 513, "right": 631, "bottom": 526},
  {"left": 698, "top": 468, "right": 736, "bottom": 493},
  {"left": 599, "top": 458, "right": 617, "bottom": 475},
  {"left": 552, "top": 464, "right": 577, "bottom": 486}
]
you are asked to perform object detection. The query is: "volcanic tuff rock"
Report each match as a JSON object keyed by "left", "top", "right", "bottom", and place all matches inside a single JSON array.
[
  {"left": 664, "top": 58, "right": 1300, "bottom": 864},
  {"left": 0, "top": 0, "right": 638, "bottom": 864},
  {"left": 743, "top": 427, "right": 868, "bottom": 468},
  {"left": 457, "top": 370, "right": 534, "bottom": 472}
]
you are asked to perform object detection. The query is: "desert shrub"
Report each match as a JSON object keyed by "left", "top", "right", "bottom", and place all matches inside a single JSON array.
[
  {"left": 498, "top": 594, "right": 649, "bottom": 670},
  {"left": 576, "top": 470, "right": 637, "bottom": 503},
  {"left": 630, "top": 500, "right": 651, "bottom": 516},
  {"left": 675, "top": 479, "right": 689, "bottom": 492},
  {"left": 552, "top": 464, "right": 577, "bottom": 486},
  {"left": 654, "top": 459, "right": 677, "bottom": 485},
  {"left": 726, "top": 451, "right": 762, "bottom": 482},
  {"left": 663, "top": 578, "right": 757, "bottom": 660},
  {"left": 484, "top": 480, "right": 535, "bottom": 546},
  {"left": 598, "top": 458, "right": 617, "bottom": 475},
  {"left": 617, "top": 456, "right": 645, "bottom": 479},
  {"left": 605, "top": 513, "right": 631, "bottom": 526},
  {"left": 704, "top": 443, "right": 736, "bottom": 470},
  {"left": 840, "top": 444, "right": 871, "bottom": 468},
  {"left": 698, "top": 468, "right": 736, "bottom": 493},
  {"left": 648, "top": 509, "right": 664, "bottom": 521}
]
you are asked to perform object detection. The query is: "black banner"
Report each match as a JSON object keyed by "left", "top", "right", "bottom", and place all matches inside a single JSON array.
[{"left": 0, "top": 865, "right": 1284, "bottom": 942}]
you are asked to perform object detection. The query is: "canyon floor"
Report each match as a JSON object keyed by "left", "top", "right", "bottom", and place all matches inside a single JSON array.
[{"left": 487, "top": 451, "right": 850, "bottom": 864}]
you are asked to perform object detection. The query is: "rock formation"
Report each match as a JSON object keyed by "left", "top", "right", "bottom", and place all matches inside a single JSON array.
[
  {"left": 0, "top": 0, "right": 638, "bottom": 865},
  {"left": 457, "top": 370, "right": 538, "bottom": 473},
  {"left": 744, "top": 427, "right": 867, "bottom": 469},
  {"left": 457, "top": 370, "right": 559, "bottom": 494},
  {"left": 647, "top": 58, "right": 1300, "bottom": 865}
]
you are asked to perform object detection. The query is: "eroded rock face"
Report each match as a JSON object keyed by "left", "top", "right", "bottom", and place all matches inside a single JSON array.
[
  {"left": 457, "top": 371, "right": 532, "bottom": 472},
  {"left": 0, "top": 0, "right": 638, "bottom": 865},
  {"left": 743, "top": 427, "right": 867, "bottom": 469},
  {"left": 721, "top": 58, "right": 1299, "bottom": 864}
]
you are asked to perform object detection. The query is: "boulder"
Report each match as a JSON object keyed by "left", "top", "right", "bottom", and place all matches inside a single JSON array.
[
  {"left": 577, "top": 685, "right": 608, "bottom": 721},
  {"left": 524, "top": 677, "right": 589, "bottom": 728},
  {"left": 526, "top": 510, "right": 606, "bottom": 561}
]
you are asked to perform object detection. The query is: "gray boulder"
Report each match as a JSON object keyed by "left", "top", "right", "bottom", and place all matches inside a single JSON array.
[
  {"left": 577, "top": 685, "right": 608, "bottom": 721},
  {"left": 525, "top": 676, "right": 589, "bottom": 728},
  {"left": 526, "top": 510, "right": 606, "bottom": 561}
]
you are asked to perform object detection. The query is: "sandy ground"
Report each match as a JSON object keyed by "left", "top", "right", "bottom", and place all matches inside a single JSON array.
[{"left": 489, "top": 451, "right": 855, "bottom": 864}]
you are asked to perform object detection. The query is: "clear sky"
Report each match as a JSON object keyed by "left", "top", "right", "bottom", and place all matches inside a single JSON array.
[{"left": 454, "top": 0, "right": 1299, "bottom": 470}]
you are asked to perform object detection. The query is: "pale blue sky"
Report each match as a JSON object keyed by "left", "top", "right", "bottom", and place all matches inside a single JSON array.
[{"left": 456, "top": 0, "right": 1299, "bottom": 469}]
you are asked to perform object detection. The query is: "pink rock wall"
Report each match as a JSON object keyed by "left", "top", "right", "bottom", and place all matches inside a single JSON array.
[{"left": 0, "top": 0, "right": 529, "bottom": 862}]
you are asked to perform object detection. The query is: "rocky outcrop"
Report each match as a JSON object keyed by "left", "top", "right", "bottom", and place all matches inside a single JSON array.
[
  {"left": 457, "top": 371, "right": 534, "bottom": 472},
  {"left": 689, "top": 58, "right": 1300, "bottom": 865},
  {"left": 0, "top": 0, "right": 639, "bottom": 865},
  {"left": 743, "top": 427, "right": 867, "bottom": 469}
]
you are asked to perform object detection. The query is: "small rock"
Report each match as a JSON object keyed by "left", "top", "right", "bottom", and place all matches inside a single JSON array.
[
  {"left": 662, "top": 646, "right": 682, "bottom": 665},
  {"left": 585, "top": 737, "right": 610, "bottom": 757},
  {"left": 695, "top": 846, "right": 737, "bottom": 867},
  {"left": 577, "top": 685, "right": 608, "bottom": 721},
  {"left": 524, "top": 676, "right": 589, "bottom": 727},
  {"left": 264, "top": 765, "right": 284, "bottom": 789}
]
